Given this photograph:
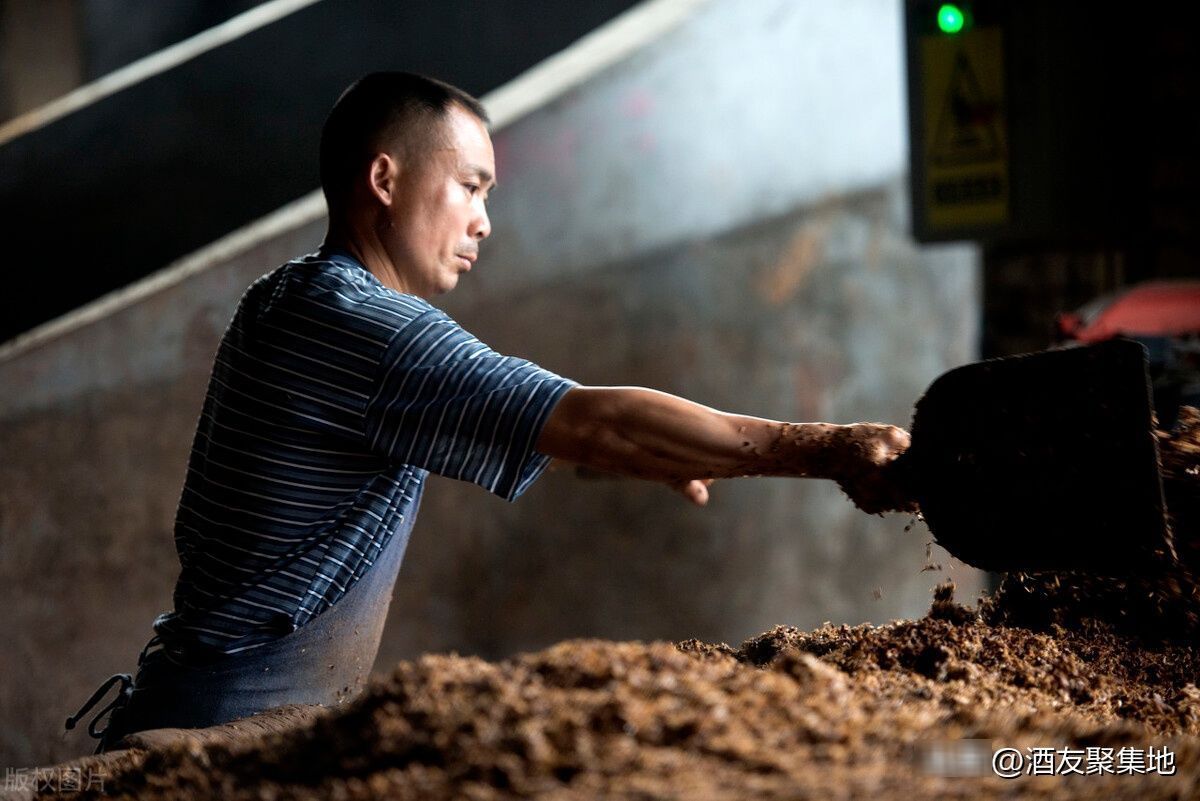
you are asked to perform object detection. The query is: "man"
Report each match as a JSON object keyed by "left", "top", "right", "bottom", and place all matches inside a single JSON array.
[{"left": 67, "top": 72, "right": 912, "bottom": 753}]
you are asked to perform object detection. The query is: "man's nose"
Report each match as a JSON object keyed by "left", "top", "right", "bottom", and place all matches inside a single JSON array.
[{"left": 471, "top": 205, "right": 491, "bottom": 241}]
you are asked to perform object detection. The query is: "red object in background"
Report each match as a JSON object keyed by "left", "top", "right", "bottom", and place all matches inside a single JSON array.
[{"left": 1057, "top": 281, "right": 1200, "bottom": 343}]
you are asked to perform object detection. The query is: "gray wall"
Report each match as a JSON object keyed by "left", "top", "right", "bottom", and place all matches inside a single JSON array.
[{"left": 1, "top": 0, "right": 981, "bottom": 766}]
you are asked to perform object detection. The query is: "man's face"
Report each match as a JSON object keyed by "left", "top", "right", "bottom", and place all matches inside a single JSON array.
[{"left": 382, "top": 104, "right": 495, "bottom": 298}]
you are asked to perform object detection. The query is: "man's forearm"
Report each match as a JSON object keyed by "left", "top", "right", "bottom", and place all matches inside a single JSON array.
[{"left": 535, "top": 386, "right": 849, "bottom": 483}]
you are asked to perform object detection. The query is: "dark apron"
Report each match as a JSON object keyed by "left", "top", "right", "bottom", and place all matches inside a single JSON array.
[{"left": 67, "top": 484, "right": 422, "bottom": 754}]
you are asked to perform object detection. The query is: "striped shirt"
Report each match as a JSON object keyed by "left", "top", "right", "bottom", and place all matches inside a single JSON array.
[{"left": 152, "top": 246, "right": 577, "bottom": 660}]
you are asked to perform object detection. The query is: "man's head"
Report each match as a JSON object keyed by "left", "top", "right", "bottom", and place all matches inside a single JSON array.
[{"left": 320, "top": 72, "right": 495, "bottom": 298}]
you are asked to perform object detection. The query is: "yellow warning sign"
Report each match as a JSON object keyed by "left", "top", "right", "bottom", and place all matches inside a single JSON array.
[{"left": 920, "top": 26, "right": 1007, "bottom": 231}]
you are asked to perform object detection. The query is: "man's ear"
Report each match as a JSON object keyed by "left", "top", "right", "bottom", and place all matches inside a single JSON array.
[{"left": 367, "top": 153, "right": 398, "bottom": 206}]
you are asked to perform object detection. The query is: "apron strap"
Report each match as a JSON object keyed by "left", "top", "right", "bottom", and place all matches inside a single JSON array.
[{"left": 65, "top": 634, "right": 164, "bottom": 751}]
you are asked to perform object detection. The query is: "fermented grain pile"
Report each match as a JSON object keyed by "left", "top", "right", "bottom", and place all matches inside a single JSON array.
[{"left": 44, "top": 413, "right": 1200, "bottom": 801}]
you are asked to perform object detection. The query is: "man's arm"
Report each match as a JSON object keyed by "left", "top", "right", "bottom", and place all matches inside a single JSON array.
[{"left": 534, "top": 386, "right": 914, "bottom": 513}]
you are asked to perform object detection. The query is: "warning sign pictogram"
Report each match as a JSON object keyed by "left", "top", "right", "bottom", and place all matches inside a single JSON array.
[{"left": 931, "top": 52, "right": 1004, "bottom": 166}]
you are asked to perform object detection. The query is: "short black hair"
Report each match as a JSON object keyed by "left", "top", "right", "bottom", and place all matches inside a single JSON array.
[{"left": 319, "top": 71, "right": 489, "bottom": 213}]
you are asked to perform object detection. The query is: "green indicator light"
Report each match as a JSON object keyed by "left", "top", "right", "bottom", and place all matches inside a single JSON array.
[{"left": 937, "top": 3, "right": 965, "bottom": 34}]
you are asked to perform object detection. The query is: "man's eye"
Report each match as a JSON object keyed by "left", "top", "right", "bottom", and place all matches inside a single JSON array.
[{"left": 464, "top": 183, "right": 479, "bottom": 195}]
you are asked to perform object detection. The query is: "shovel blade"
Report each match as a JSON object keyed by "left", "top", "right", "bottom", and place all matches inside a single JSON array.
[{"left": 903, "top": 339, "right": 1172, "bottom": 574}]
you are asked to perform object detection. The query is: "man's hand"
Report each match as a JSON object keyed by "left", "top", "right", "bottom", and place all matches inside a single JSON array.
[
  {"left": 536, "top": 387, "right": 917, "bottom": 515},
  {"left": 668, "top": 478, "right": 715, "bottom": 506},
  {"left": 825, "top": 423, "right": 916, "bottom": 515}
]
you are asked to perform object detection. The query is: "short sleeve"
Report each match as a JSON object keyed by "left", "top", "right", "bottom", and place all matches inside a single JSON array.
[{"left": 364, "top": 307, "right": 577, "bottom": 501}]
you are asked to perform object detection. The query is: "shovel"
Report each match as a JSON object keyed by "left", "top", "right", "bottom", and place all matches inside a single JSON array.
[{"left": 894, "top": 339, "right": 1173, "bottom": 575}]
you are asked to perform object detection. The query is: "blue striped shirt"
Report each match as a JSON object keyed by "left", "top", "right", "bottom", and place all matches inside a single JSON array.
[{"left": 153, "top": 246, "right": 577, "bottom": 659}]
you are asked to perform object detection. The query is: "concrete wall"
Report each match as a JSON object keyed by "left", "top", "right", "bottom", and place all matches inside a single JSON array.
[
  {"left": 0, "top": 0, "right": 82, "bottom": 120},
  {"left": 0, "top": 0, "right": 981, "bottom": 766}
]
